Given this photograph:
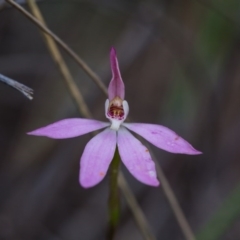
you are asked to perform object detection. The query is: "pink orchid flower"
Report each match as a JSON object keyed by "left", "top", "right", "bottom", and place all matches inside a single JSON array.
[{"left": 28, "top": 48, "right": 201, "bottom": 188}]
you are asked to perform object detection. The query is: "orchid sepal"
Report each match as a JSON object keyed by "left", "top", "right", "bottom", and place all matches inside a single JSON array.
[
  {"left": 108, "top": 47, "right": 125, "bottom": 101},
  {"left": 123, "top": 123, "right": 202, "bottom": 155},
  {"left": 27, "top": 118, "right": 109, "bottom": 139}
]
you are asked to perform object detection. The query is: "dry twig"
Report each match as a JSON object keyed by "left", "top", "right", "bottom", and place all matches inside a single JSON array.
[{"left": 26, "top": 0, "right": 91, "bottom": 117}]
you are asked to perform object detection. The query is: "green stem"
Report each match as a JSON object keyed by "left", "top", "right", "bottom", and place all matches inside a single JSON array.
[{"left": 108, "top": 148, "right": 121, "bottom": 240}]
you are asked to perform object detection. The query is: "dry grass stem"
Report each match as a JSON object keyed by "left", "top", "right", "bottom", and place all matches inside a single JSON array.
[
  {"left": 26, "top": 0, "right": 91, "bottom": 117},
  {"left": 6, "top": 0, "right": 107, "bottom": 96},
  {"left": 155, "top": 160, "right": 196, "bottom": 240},
  {"left": 118, "top": 173, "right": 156, "bottom": 240}
]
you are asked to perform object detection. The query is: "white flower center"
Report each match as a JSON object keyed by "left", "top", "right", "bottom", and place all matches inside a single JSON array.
[{"left": 105, "top": 97, "right": 129, "bottom": 130}]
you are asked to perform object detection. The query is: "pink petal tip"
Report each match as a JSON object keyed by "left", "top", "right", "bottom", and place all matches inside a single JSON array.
[
  {"left": 110, "top": 47, "right": 116, "bottom": 55},
  {"left": 123, "top": 123, "right": 202, "bottom": 155},
  {"left": 27, "top": 119, "right": 109, "bottom": 139},
  {"left": 117, "top": 127, "right": 160, "bottom": 187},
  {"left": 79, "top": 128, "right": 117, "bottom": 188}
]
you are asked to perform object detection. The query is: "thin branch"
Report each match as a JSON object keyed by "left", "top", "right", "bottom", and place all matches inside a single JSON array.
[
  {"left": 155, "top": 160, "right": 196, "bottom": 240},
  {"left": 26, "top": 0, "right": 91, "bottom": 118},
  {"left": 118, "top": 173, "right": 156, "bottom": 240},
  {"left": 7, "top": 0, "right": 196, "bottom": 239},
  {"left": 0, "top": 73, "right": 33, "bottom": 99},
  {"left": 5, "top": 0, "right": 107, "bottom": 96}
]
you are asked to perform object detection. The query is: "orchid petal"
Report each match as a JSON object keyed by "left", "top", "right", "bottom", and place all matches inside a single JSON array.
[
  {"left": 117, "top": 127, "right": 159, "bottom": 186},
  {"left": 28, "top": 119, "right": 109, "bottom": 139},
  {"left": 108, "top": 47, "right": 125, "bottom": 100},
  {"left": 123, "top": 123, "right": 201, "bottom": 155},
  {"left": 122, "top": 100, "right": 129, "bottom": 118},
  {"left": 80, "top": 128, "right": 116, "bottom": 188}
]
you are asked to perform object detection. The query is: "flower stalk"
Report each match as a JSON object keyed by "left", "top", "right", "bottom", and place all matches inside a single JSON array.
[{"left": 108, "top": 148, "right": 121, "bottom": 240}]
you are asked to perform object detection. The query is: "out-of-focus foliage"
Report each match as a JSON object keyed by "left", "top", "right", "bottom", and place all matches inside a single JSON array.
[
  {"left": 197, "top": 183, "right": 240, "bottom": 240},
  {"left": 0, "top": 0, "right": 240, "bottom": 239}
]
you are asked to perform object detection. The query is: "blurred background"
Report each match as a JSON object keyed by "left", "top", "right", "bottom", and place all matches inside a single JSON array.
[{"left": 0, "top": 0, "right": 240, "bottom": 239}]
